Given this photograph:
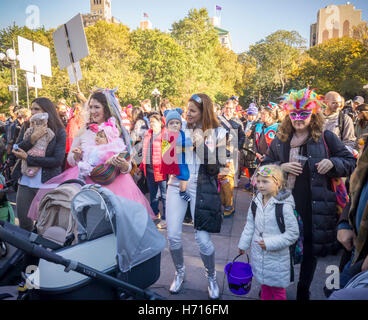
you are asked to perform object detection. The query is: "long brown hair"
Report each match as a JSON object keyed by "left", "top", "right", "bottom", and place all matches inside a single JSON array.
[
  {"left": 188, "top": 93, "right": 220, "bottom": 132},
  {"left": 277, "top": 112, "right": 325, "bottom": 143}
]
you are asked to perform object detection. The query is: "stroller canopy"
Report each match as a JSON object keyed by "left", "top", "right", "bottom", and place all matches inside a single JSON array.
[{"left": 71, "top": 185, "right": 166, "bottom": 272}]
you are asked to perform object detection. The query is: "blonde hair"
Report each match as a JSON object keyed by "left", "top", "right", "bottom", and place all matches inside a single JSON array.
[{"left": 257, "top": 164, "right": 285, "bottom": 190}]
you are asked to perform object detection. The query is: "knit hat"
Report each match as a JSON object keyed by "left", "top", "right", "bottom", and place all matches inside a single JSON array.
[
  {"left": 30, "top": 112, "right": 49, "bottom": 123},
  {"left": 164, "top": 108, "right": 183, "bottom": 127},
  {"left": 247, "top": 103, "right": 258, "bottom": 115}
]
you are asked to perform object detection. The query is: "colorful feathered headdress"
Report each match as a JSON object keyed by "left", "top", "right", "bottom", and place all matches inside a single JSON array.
[
  {"left": 280, "top": 88, "right": 324, "bottom": 114},
  {"left": 266, "top": 102, "right": 279, "bottom": 112}
]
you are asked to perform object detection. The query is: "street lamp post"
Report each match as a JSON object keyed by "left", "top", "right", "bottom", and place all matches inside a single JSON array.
[
  {"left": 0, "top": 45, "right": 19, "bottom": 106},
  {"left": 152, "top": 88, "right": 161, "bottom": 111}
]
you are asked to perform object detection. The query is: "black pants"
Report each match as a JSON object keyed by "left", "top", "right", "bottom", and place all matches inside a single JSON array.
[
  {"left": 297, "top": 239, "right": 317, "bottom": 300},
  {"left": 16, "top": 184, "right": 38, "bottom": 232}
]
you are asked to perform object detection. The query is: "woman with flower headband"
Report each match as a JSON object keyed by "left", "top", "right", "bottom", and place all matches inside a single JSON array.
[
  {"left": 263, "top": 88, "right": 356, "bottom": 300},
  {"left": 27, "top": 89, "right": 155, "bottom": 221},
  {"left": 166, "top": 93, "right": 227, "bottom": 299}
]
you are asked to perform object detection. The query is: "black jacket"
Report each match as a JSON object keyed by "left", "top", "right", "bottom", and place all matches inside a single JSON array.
[
  {"left": 263, "top": 130, "right": 356, "bottom": 256},
  {"left": 11, "top": 127, "right": 67, "bottom": 184},
  {"left": 193, "top": 128, "right": 226, "bottom": 233}
]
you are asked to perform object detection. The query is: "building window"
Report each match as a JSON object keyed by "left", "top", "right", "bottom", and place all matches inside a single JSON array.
[
  {"left": 333, "top": 27, "right": 339, "bottom": 39},
  {"left": 343, "top": 20, "right": 350, "bottom": 36},
  {"left": 322, "top": 30, "right": 329, "bottom": 42}
]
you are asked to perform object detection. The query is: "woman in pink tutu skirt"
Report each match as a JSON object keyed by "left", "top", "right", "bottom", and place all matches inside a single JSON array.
[{"left": 28, "top": 88, "right": 155, "bottom": 221}]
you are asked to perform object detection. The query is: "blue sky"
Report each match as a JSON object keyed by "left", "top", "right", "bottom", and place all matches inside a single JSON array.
[{"left": 0, "top": 0, "right": 367, "bottom": 53}]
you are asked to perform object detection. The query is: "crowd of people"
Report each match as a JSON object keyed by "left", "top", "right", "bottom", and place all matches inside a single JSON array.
[{"left": 0, "top": 87, "right": 367, "bottom": 301}]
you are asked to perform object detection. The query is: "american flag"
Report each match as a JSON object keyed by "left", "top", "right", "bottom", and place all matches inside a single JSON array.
[
  {"left": 143, "top": 13, "right": 149, "bottom": 18},
  {"left": 216, "top": 5, "right": 222, "bottom": 11}
]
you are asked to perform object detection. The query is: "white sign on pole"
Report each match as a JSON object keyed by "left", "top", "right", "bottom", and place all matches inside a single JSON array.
[
  {"left": 26, "top": 72, "right": 42, "bottom": 89},
  {"left": 34, "top": 43, "right": 52, "bottom": 77},
  {"left": 53, "top": 26, "right": 72, "bottom": 70},
  {"left": 66, "top": 14, "right": 89, "bottom": 63},
  {"left": 53, "top": 13, "right": 89, "bottom": 70},
  {"left": 18, "top": 36, "right": 34, "bottom": 73},
  {"left": 18, "top": 36, "right": 52, "bottom": 77},
  {"left": 67, "top": 62, "right": 82, "bottom": 84}
]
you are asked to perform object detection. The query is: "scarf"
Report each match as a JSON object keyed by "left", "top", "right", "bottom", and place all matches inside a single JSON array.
[{"left": 287, "top": 132, "right": 309, "bottom": 190}]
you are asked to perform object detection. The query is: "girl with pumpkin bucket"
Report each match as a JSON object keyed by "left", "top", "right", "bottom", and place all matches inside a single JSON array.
[
  {"left": 238, "top": 164, "right": 299, "bottom": 300},
  {"left": 262, "top": 88, "right": 356, "bottom": 300}
]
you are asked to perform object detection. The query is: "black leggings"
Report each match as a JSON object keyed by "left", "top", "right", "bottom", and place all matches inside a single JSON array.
[{"left": 298, "top": 239, "right": 317, "bottom": 291}]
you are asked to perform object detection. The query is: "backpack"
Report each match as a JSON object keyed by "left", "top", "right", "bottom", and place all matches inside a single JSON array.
[
  {"left": 338, "top": 111, "right": 345, "bottom": 140},
  {"left": 251, "top": 200, "right": 304, "bottom": 282}
]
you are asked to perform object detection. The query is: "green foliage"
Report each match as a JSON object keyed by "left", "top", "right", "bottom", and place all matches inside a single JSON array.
[
  {"left": 0, "top": 8, "right": 242, "bottom": 112},
  {"left": 295, "top": 37, "right": 368, "bottom": 99},
  {"left": 130, "top": 28, "right": 187, "bottom": 106},
  {"left": 239, "top": 30, "right": 306, "bottom": 106},
  {"left": 2, "top": 10, "right": 366, "bottom": 115}
]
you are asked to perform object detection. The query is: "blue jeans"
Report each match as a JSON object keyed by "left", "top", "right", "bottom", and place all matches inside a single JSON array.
[{"left": 146, "top": 170, "right": 167, "bottom": 219}]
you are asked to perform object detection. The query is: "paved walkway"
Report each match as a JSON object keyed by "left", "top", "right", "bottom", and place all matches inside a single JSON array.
[
  {"left": 151, "top": 179, "right": 341, "bottom": 300},
  {"left": 0, "top": 183, "right": 341, "bottom": 300}
]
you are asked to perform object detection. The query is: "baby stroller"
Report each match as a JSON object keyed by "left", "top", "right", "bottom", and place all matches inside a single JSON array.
[
  {"left": 0, "top": 174, "right": 16, "bottom": 259},
  {"left": 0, "top": 179, "right": 84, "bottom": 287},
  {"left": 0, "top": 183, "right": 166, "bottom": 300}
]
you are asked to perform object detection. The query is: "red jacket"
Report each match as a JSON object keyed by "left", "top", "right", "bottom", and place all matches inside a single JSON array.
[{"left": 139, "top": 128, "right": 167, "bottom": 182}]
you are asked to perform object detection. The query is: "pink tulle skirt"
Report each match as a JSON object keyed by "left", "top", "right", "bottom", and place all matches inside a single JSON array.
[{"left": 27, "top": 166, "right": 155, "bottom": 221}]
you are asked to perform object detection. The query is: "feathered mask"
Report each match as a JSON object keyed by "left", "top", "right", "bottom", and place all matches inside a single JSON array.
[{"left": 280, "top": 88, "right": 324, "bottom": 120}]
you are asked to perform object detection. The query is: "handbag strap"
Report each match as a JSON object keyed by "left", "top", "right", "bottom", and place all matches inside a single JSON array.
[{"left": 321, "top": 132, "right": 330, "bottom": 159}]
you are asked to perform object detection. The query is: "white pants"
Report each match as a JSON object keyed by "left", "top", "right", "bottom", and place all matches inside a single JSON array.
[{"left": 166, "top": 175, "right": 215, "bottom": 256}]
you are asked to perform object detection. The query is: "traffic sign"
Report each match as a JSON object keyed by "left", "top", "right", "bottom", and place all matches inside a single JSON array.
[{"left": 8, "top": 85, "right": 18, "bottom": 92}]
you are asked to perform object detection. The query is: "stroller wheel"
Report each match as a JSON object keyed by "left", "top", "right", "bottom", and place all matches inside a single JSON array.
[{"left": 0, "top": 241, "right": 8, "bottom": 258}]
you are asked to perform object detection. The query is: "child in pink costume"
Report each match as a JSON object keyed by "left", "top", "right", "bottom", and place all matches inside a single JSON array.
[{"left": 77, "top": 118, "right": 127, "bottom": 180}]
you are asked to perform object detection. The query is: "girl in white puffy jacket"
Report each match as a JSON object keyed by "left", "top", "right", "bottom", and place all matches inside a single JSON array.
[{"left": 238, "top": 164, "right": 299, "bottom": 300}]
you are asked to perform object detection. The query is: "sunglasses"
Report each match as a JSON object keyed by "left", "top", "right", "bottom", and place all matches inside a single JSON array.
[{"left": 191, "top": 94, "right": 203, "bottom": 105}]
